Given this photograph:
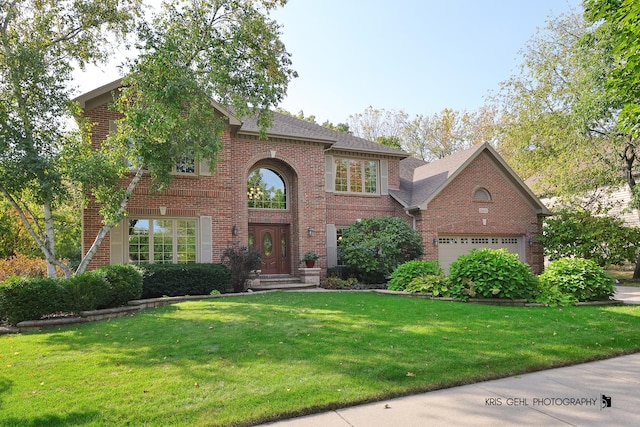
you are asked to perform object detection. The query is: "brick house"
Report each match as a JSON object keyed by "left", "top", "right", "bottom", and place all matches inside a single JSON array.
[{"left": 77, "top": 80, "right": 550, "bottom": 279}]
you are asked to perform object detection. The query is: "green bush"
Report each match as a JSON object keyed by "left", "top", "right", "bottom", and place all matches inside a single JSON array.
[
  {"left": 339, "top": 216, "right": 424, "bottom": 283},
  {"left": 139, "top": 263, "right": 231, "bottom": 298},
  {"left": 98, "top": 264, "right": 143, "bottom": 307},
  {"left": 387, "top": 260, "right": 442, "bottom": 291},
  {"left": 448, "top": 248, "right": 538, "bottom": 301},
  {"left": 538, "top": 258, "right": 615, "bottom": 303},
  {"left": 0, "top": 276, "right": 67, "bottom": 325},
  {"left": 63, "top": 270, "right": 110, "bottom": 313},
  {"left": 405, "top": 273, "right": 450, "bottom": 297}
]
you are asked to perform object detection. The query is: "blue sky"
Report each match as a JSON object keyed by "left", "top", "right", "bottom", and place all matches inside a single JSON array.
[{"left": 74, "top": 0, "right": 582, "bottom": 125}]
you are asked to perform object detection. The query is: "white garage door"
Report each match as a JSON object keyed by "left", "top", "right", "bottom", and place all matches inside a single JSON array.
[{"left": 437, "top": 235, "right": 525, "bottom": 273}]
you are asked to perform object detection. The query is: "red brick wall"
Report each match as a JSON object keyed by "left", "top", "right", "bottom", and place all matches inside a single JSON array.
[
  {"left": 416, "top": 152, "right": 544, "bottom": 273},
  {"left": 81, "top": 98, "right": 544, "bottom": 275}
]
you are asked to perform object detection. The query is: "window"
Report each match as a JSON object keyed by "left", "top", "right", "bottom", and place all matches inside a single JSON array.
[
  {"left": 473, "top": 188, "right": 491, "bottom": 201},
  {"left": 128, "top": 218, "right": 197, "bottom": 264},
  {"left": 334, "top": 158, "right": 378, "bottom": 194},
  {"left": 175, "top": 150, "right": 196, "bottom": 174},
  {"left": 247, "top": 168, "right": 287, "bottom": 209}
]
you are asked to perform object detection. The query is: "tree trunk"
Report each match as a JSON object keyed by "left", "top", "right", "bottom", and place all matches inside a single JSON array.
[
  {"left": 75, "top": 167, "right": 145, "bottom": 275},
  {"left": 42, "top": 202, "right": 59, "bottom": 278}
]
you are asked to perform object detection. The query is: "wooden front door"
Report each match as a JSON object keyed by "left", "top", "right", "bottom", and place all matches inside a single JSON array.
[{"left": 248, "top": 224, "right": 291, "bottom": 275}]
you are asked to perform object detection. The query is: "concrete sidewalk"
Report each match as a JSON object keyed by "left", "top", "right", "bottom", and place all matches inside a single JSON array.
[
  {"left": 259, "top": 353, "right": 640, "bottom": 426},
  {"left": 259, "top": 287, "right": 640, "bottom": 427}
]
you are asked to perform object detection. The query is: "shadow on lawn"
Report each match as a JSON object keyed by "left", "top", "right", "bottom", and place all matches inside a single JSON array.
[
  {"left": 33, "top": 293, "right": 640, "bottom": 425},
  {"left": 1, "top": 411, "right": 101, "bottom": 427}
]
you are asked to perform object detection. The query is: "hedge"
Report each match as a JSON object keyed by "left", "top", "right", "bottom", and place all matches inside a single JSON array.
[{"left": 139, "top": 263, "right": 231, "bottom": 298}]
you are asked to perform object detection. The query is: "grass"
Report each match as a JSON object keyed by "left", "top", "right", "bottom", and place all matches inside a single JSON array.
[
  {"left": 1, "top": 291, "right": 640, "bottom": 426},
  {"left": 606, "top": 268, "right": 640, "bottom": 286}
]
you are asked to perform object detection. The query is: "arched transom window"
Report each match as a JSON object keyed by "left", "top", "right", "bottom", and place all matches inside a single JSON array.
[
  {"left": 247, "top": 168, "right": 287, "bottom": 209},
  {"left": 473, "top": 188, "right": 492, "bottom": 201}
]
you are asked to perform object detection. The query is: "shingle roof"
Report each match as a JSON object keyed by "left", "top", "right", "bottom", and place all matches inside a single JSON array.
[
  {"left": 391, "top": 143, "right": 551, "bottom": 215},
  {"left": 239, "top": 111, "right": 408, "bottom": 157}
]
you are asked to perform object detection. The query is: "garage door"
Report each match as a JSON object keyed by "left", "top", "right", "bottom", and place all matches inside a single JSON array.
[{"left": 437, "top": 236, "right": 525, "bottom": 273}]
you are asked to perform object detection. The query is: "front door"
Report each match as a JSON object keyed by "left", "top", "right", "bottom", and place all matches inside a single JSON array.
[{"left": 248, "top": 224, "right": 291, "bottom": 275}]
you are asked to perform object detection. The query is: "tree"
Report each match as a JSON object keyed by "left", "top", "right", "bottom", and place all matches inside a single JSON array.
[
  {"left": 347, "top": 106, "right": 408, "bottom": 143},
  {"left": 493, "top": 8, "right": 640, "bottom": 276},
  {"left": 339, "top": 216, "right": 424, "bottom": 283},
  {"left": 1, "top": 0, "right": 296, "bottom": 277},
  {"left": 403, "top": 108, "right": 488, "bottom": 161},
  {"left": 0, "top": 0, "right": 142, "bottom": 277},
  {"left": 537, "top": 208, "right": 640, "bottom": 267}
]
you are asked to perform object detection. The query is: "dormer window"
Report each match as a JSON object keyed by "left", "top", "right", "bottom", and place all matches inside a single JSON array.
[{"left": 473, "top": 188, "right": 491, "bottom": 201}]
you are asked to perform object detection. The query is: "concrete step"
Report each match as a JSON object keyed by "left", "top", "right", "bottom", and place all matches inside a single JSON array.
[{"left": 251, "top": 277, "right": 318, "bottom": 291}]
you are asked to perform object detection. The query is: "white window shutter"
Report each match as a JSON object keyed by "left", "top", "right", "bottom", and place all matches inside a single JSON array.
[
  {"left": 199, "top": 216, "right": 213, "bottom": 263},
  {"left": 325, "top": 155, "right": 334, "bottom": 192},
  {"left": 326, "top": 224, "right": 337, "bottom": 268},
  {"left": 380, "top": 159, "right": 389, "bottom": 195},
  {"left": 110, "top": 220, "right": 125, "bottom": 264},
  {"left": 199, "top": 160, "right": 211, "bottom": 176}
]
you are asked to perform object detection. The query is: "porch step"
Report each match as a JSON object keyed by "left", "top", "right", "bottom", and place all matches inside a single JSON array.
[{"left": 251, "top": 275, "right": 318, "bottom": 291}]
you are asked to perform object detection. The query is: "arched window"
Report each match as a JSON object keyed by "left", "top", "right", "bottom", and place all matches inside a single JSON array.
[
  {"left": 473, "top": 188, "right": 491, "bottom": 201},
  {"left": 247, "top": 168, "right": 287, "bottom": 209}
]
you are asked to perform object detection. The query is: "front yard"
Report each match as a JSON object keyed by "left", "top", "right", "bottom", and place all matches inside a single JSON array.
[{"left": 1, "top": 291, "right": 640, "bottom": 426}]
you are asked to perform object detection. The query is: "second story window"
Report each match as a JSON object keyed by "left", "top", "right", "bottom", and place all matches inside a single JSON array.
[
  {"left": 175, "top": 149, "right": 196, "bottom": 174},
  {"left": 335, "top": 158, "right": 378, "bottom": 194},
  {"left": 248, "top": 168, "right": 287, "bottom": 209}
]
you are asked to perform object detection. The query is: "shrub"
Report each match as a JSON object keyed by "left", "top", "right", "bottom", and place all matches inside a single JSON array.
[
  {"left": 221, "top": 245, "right": 262, "bottom": 292},
  {"left": 321, "top": 276, "right": 359, "bottom": 290},
  {"left": 538, "top": 208, "right": 640, "bottom": 267},
  {"left": 63, "top": 270, "right": 110, "bottom": 313},
  {"left": 0, "top": 276, "right": 67, "bottom": 325},
  {"left": 0, "top": 253, "right": 64, "bottom": 282},
  {"left": 448, "top": 248, "right": 538, "bottom": 301},
  {"left": 140, "top": 263, "right": 231, "bottom": 298},
  {"left": 405, "top": 273, "right": 450, "bottom": 297},
  {"left": 387, "top": 260, "right": 442, "bottom": 291},
  {"left": 538, "top": 258, "right": 615, "bottom": 303},
  {"left": 339, "top": 216, "right": 424, "bottom": 283},
  {"left": 98, "top": 264, "right": 143, "bottom": 307}
]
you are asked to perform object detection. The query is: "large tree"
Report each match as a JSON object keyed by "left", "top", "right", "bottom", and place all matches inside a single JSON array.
[
  {"left": 1, "top": 0, "right": 296, "bottom": 277},
  {"left": 0, "top": 0, "right": 142, "bottom": 277},
  {"left": 493, "top": 7, "right": 640, "bottom": 276}
]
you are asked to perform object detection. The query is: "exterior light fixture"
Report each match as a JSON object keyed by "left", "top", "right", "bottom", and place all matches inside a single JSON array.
[
  {"left": 433, "top": 237, "right": 438, "bottom": 246},
  {"left": 307, "top": 227, "right": 314, "bottom": 237},
  {"left": 232, "top": 224, "right": 238, "bottom": 236}
]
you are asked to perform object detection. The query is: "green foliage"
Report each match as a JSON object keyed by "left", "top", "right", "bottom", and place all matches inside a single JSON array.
[
  {"left": 405, "top": 273, "right": 450, "bottom": 297},
  {"left": 63, "top": 271, "right": 110, "bottom": 313},
  {"left": 0, "top": 277, "right": 67, "bottom": 324},
  {"left": 448, "top": 249, "right": 538, "bottom": 301},
  {"left": 140, "top": 263, "right": 231, "bottom": 298},
  {"left": 387, "top": 260, "right": 442, "bottom": 291},
  {"left": 98, "top": 264, "right": 143, "bottom": 307},
  {"left": 538, "top": 208, "right": 640, "bottom": 267},
  {"left": 221, "top": 245, "right": 262, "bottom": 292},
  {"left": 340, "top": 216, "right": 424, "bottom": 283},
  {"left": 302, "top": 251, "right": 319, "bottom": 262},
  {"left": 539, "top": 258, "right": 615, "bottom": 303}
]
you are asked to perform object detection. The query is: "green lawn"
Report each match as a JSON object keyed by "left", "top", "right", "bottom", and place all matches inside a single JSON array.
[{"left": 1, "top": 291, "right": 640, "bottom": 426}]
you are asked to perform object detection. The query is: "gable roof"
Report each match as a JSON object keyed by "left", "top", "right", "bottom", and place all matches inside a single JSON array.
[
  {"left": 391, "top": 143, "right": 551, "bottom": 215},
  {"left": 74, "top": 79, "right": 407, "bottom": 158}
]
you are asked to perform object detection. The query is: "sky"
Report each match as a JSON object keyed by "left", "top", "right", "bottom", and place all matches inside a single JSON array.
[{"left": 74, "top": 0, "right": 582, "bottom": 126}]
